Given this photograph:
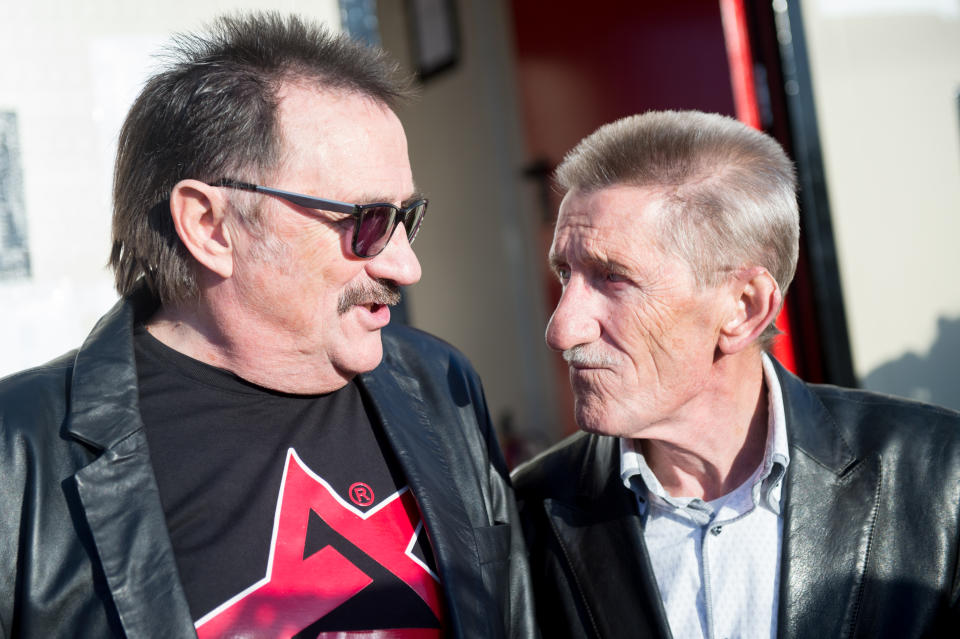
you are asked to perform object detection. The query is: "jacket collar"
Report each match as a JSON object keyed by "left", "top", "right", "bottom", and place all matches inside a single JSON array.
[
  {"left": 546, "top": 434, "right": 674, "bottom": 639},
  {"left": 66, "top": 291, "right": 197, "bottom": 639},
  {"left": 359, "top": 352, "right": 489, "bottom": 639},
  {"left": 66, "top": 289, "right": 153, "bottom": 449},
  {"left": 774, "top": 359, "right": 856, "bottom": 473},
  {"left": 774, "top": 359, "right": 881, "bottom": 639}
]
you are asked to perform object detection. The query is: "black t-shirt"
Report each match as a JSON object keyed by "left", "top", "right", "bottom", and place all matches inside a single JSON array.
[{"left": 134, "top": 326, "right": 444, "bottom": 638}]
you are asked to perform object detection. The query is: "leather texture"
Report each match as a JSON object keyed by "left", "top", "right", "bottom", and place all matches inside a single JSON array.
[
  {"left": 512, "top": 359, "right": 960, "bottom": 639},
  {"left": 0, "top": 291, "right": 537, "bottom": 639}
]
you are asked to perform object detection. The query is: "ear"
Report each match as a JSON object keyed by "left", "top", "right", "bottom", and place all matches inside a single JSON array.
[
  {"left": 717, "top": 266, "right": 781, "bottom": 355},
  {"left": 169, "top": 179, "right": 234, "bottom": 279}
]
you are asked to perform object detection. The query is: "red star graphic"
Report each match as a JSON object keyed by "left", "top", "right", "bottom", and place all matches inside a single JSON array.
[{"left": 195, "top": 449, "right": 443, "bottom": 638}]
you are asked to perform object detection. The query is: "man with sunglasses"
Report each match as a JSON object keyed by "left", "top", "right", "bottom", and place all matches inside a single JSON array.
[{"left": 0, "top": 12, "right": 534, "bottom": 639}]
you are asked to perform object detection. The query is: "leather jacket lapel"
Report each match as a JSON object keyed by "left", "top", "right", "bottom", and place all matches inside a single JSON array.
[
  {"left": 74, "top": 437, "right": 197, "bottom": 639},
  {"left": 67, "top": 295, "right": 196, "bottom": 639},
  {"left": 546, "top": 436, "right": 672, "bottom": 639},
  {"left": 359, "top": 364, "right": 487, "bottom": 639},
  {"left": 775, "top": 363, "right": 881, "bottom": 639}
]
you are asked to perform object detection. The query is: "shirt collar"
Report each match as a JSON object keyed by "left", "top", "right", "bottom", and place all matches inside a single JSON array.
[
  {"left": 620, "top": 352, "right": 791, "bottom": 517},
  {"left": 758, "top": 351, "right": 790, "bottom": 513}
]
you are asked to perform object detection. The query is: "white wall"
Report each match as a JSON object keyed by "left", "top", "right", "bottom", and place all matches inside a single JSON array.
[
  {"left": 803, "top": 0, "right": 960, "bottom": 408},
  {"left": 0, "top": 0, "right": 340, "bottom": 376}
]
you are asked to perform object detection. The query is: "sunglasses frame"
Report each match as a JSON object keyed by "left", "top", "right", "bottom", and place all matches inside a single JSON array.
[{"left": 209, "top": 178, "right": 427, "bottom": 258}]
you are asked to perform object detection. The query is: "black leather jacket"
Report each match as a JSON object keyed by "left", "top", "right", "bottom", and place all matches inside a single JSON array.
[
  {"left": 0, "top": 291, "right": 536, "bottom": 639},
  {"left": 513, "top": 359, "right": 960, "bottom": 638}
]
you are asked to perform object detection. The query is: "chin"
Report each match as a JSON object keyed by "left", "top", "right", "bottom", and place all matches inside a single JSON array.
[
  {"left": 573, "top": 398, "right": 642, "bottom": 439},
  {"left": 573, "top": 402, "right": 614, "bottom": 436},
  {"left": 342, "top": 340, "right": 385, "bottom": 376}
]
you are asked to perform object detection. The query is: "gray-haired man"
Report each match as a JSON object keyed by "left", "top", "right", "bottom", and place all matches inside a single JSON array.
[{"left": 514, "top": 110, "right": 960, "bottom": 639}]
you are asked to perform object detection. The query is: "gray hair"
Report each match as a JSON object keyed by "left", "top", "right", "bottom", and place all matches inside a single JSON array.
[
  {"left": 110, "top": 11, "right": 412, "bottom": 305},
  {"left": 555, "top": 110, "right": 799, "bottom": 349}
]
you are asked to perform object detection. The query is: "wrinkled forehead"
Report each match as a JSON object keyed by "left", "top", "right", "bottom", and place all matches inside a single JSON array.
[{"left": 553, "top": 185, "right": 669, "bottom": 251}]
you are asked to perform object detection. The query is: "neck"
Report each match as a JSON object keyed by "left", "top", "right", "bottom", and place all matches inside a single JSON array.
[
  {"left": 638, "top": 351, "right": 769, "bottom": 501},
  {"left": 145, "top": 289, "right": 350, "bottom": 395}
]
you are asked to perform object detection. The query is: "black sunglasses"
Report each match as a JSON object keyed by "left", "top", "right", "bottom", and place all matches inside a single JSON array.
[{"left": 210, "top": 178, "right": 427, "bottom": 258}]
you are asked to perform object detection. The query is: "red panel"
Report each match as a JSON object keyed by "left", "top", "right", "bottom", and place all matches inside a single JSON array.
[
  {"left": 510, "top": 0, "right": 737, "bottom": 169},
  {"left": 719, "top": 0, "right": 799, "bottom": 373},
  {"left": 719, "top": 0, "right": 761, "bottom": 128}
]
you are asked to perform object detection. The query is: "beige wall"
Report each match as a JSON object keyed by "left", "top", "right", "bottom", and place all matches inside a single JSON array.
[
  {"left": 378, "top": 0, "right": 558, "bottom": 451},
  {"left": 802, "top": 0, "right": 960, "bottom": 408}
]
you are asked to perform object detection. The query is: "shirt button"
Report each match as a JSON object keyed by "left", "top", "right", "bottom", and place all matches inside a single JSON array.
[{"left": 710, "top": 525, "right": 723, "bottom": 536}]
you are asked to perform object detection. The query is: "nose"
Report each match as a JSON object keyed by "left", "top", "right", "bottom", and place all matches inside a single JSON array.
[
  {"left": 365, "top": 225, "right": 422, "bottom": 286},
  {"left": 545, "top": 279, "right": 602, "bottom": 352}
]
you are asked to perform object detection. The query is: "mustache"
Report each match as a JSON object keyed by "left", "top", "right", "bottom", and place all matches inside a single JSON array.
[
  {"left": 562, "top": 344, "right": 621, "bottom": 367},
  {"left": 337, "top": 279, "right": 402, "bottom": 315}
]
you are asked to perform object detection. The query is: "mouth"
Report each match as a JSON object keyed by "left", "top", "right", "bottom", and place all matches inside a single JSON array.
[
  {"left": 569, "top": 362, "right": 594, "bottom": 369},
  {"left": 567, "top": 359, "right": 620, "bottom": 375},
  {"left": 569, "top": 363, "right": 607, "bottom": 372},
  {"left": 354, "top": 301, "right": 392, "bottom": 329}
]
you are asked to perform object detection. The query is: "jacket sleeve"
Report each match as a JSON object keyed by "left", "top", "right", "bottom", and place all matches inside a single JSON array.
[
  {"left": 0, "top": 359, "right": 77, "bottom": 638},
  {"left": 0, "top": 402, "right": 24, "bottom": 639},
  {"left": 951, "top": 504, "right": 960, "bottom": 627}
]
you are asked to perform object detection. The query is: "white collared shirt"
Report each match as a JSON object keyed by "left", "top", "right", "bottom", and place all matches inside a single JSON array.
[{"left": 620, "top": 353, "right": 790, "bottom": 639}]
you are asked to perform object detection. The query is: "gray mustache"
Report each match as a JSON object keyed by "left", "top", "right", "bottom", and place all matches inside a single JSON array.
[
  {"left": 562, "top": 345, "right": 620, "bottom": 367},
  {"left": 338, "top": 280, "right": 402, "bottom": 315}
]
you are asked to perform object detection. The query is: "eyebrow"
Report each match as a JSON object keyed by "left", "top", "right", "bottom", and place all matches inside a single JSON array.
[
  {"left": 548, "top": 252, "right": 566, "bottom": 272},
  {"left": 403, "top": 191, "right": 426, "bottom": 204},
  {"left": 550, "top": 250, "right": 630, "bottom": 276},
  {"left": 352, "top": 188, "right": 424, "bottom": 205}
]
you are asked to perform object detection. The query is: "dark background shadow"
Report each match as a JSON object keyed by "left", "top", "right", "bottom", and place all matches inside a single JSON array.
[{"left": 862, "top": 315, "right": 960, "bottom": 411}]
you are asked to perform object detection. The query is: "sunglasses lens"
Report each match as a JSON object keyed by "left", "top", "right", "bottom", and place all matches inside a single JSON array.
[
  {"left": 354, "top": 206, "right": 396, "bottom": 257},
  {"left": 404, "top": 202, "right": 427, "bottom": 244},
  {"left": 352, "top": 200, "right": 427, "bottom": 258}
]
